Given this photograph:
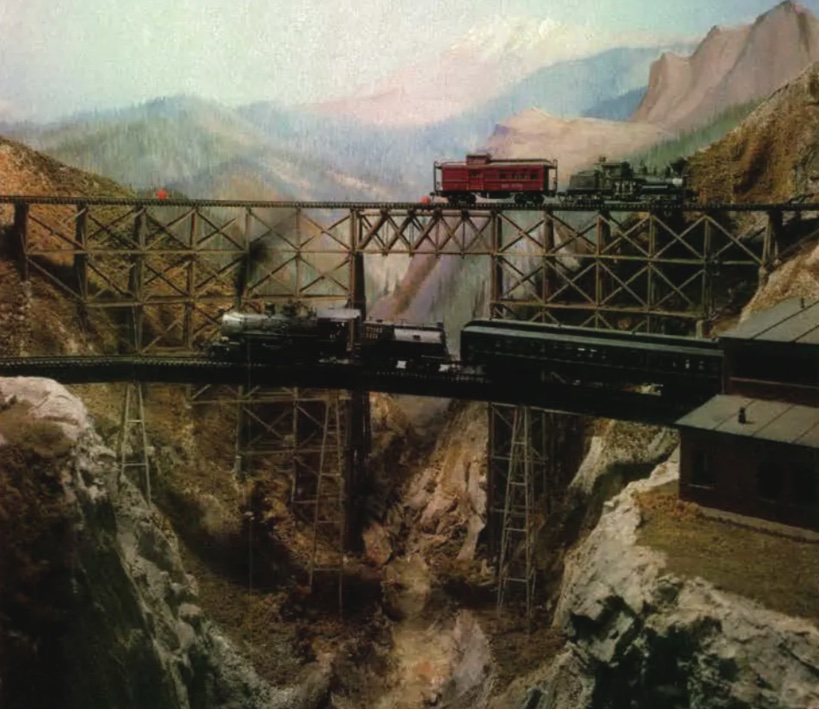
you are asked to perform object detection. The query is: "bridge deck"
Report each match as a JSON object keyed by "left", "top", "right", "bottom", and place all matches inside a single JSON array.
[{"left": 0, "top": 355, "right": 717, "bottom": 426}]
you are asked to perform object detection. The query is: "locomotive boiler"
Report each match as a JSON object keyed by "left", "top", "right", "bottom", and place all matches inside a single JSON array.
[{"left": 206, "top": 301, "right": 360, "bottom": 361}]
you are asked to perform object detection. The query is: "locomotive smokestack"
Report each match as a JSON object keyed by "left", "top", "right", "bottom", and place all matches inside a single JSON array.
[{"left": 234, "top": 238, "right": 270, "bottom": 307}]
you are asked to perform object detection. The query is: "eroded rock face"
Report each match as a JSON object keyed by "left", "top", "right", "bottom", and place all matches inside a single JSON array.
[
  {"left": 569, "top": 419, "right": 677, "bottom": 498},
  {"left": 530, "top": 462, "right": 819, "bottom": 709},
  {"left": 403, "top": 400, "right": 488, "bottom": 563},
  {"left": 0, "top": 376, "right": 88, "bottom": 440},
  {"left": 0, "top": 377, "right": 328, "bottom": 709}
]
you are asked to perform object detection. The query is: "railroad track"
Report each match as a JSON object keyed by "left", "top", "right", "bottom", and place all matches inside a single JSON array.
[
  {"left": 0, "top": 355, "right": 716, "bottom": 426},
  {"left": 1, "top": 195, "right": 818, "bottom": 212}
]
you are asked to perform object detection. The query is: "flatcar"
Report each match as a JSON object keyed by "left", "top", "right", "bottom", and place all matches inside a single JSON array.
[
  {"left": 431, "top": 153, "right": 558, "bottom": 206},
  {"left": 460, "top": 318, "right": 723, "bottom": 395},
  {"left": 359, "top": 320, "right": 451, "bottom": 372},
  {"left": 564, "top": 157, "right": 693, "bottom": 205}
]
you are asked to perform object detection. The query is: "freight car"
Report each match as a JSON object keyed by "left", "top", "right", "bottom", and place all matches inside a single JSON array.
[
  {"left": 563, "top": 157, "right": 693, "bottom": 205},
  {"left": 460, "top": 318, "right": 722, "bottom": 395},
  {"left": 431, "top": 153, "right": 558, "bottom": 206}
]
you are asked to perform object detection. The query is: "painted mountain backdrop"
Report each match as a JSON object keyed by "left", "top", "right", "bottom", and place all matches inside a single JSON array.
[
  {"left": 632, "top": 0, "right": 819, "bottom": 130},
  {"left": 302, "top": 16, "right": 684, "bottom": 126},
  {"left": 1, "top": 1, "right": 817, "bottom": 204}
]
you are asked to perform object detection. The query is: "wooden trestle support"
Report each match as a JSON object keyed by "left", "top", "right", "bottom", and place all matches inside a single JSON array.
[
  {"left": 118, "top": 381, "right": 152, "bottom": 503},
  {"left": 496, "top": 406, "right": 537, "bottom": 628},
  {"left": 307, "top": 391, "right": 346, "bottom": 612},
  {"left": 213, "top": 383, "right": 360, "bottom": 610}
]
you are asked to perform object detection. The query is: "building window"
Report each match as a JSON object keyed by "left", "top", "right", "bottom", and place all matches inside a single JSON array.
[
  {"left": 757, "top": 459, "right": 784, "bottom": 502},
  {"left": 790, "top": 462, "right": 818, "bottom": 508},
  {"left": 691, "top": 449, "right": 714, "bottom": 487}
]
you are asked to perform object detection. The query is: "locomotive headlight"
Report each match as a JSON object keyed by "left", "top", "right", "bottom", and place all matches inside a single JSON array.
[{"left": 671, "top": 177, "right": 684, "bottom": 187}]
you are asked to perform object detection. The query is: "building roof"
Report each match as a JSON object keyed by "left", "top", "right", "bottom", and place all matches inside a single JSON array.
[
  {"left": 719, "top": 297, "right": 819, "bottom": 344},
  {"left": 677, "top": 394, "right": 819, "bottom": 449}
]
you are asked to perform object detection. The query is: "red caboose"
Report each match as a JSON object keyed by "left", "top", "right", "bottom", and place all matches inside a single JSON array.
[{"left": 431, "top": 153, "right": 558, "bottom": 206}]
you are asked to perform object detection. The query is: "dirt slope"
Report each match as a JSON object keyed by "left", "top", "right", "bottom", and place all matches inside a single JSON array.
[
  {"left": 632, "top": 1, "right": 819, "bottom": 131},
  {"left": 688, "top": 61, "right": 819, "bottom": 204},
  {"left": 0, "top": 135, "right": 132, "bottom": 199}
]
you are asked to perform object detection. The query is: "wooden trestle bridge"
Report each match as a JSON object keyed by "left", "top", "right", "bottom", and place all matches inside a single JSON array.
[{"left": 0, "top": 195, "right": 814, "bottom": 618}]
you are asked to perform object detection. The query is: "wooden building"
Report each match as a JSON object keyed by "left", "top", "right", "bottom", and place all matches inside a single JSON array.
[
  {"left": 677, "top": 395, "right": 819, "bottom": 531},
  {"left": 677, "top": 297, "right": 819, "bottom": 531},
  {"left": 719, "top": 297, "right": 819, "bottom": 406}
]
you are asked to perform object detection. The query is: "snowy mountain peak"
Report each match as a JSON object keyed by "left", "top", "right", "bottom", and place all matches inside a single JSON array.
[
  {"left": 450, "top": 16, "right": 565, "bottom": 57},
  {"left": 449, "top": 15, "right": 681, "bottom": 66}
]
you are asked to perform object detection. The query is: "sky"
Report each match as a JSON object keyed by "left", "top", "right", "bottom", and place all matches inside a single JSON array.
[{"left": 1, "top": 0, "right": 817, "bottom": 122}]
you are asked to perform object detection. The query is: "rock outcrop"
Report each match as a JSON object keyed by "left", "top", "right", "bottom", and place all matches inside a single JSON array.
[
  {"left": 0, "top": 377, "right": 329, "bottom": 709},
  {"left": 524, "top": 460, "right": 819, "bottom": 709},
  {"left": 401, "top": 399, "right": 488, "bottom": 566}
]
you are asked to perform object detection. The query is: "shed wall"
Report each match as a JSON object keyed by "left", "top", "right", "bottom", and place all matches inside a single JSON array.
[
  {"left": 679, "top": 429, "right": 819, "bottom": 531},
  {"left": 723, "top": 341, "right": 819, "bottom": 407}
]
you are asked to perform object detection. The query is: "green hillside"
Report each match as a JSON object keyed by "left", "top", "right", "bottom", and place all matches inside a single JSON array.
[
  {"left": 626, "top": 100, "right": 763, "bottom": 172},
  {"left": 22, "top": 99, "right": 264, "bottom": 191}
]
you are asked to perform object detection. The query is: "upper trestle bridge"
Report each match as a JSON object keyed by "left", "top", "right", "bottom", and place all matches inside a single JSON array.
[{"left": 2, "top": 195, "right": 808, "bottom": 346}]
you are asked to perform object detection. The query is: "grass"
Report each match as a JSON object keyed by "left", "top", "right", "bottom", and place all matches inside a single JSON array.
[{"left": 637, "top": 482, "right": 819, "bottom": 624}]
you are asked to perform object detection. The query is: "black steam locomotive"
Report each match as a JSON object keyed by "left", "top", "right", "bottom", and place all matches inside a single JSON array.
[
  {"left": 563, "top": 157, "right": 694, "bottom": 205},
  {"left": 206, "top": 302, "right": 359, "bottom": 360},
  {"left": 207, "top": 301, "right": 452, "bottom": 372}
]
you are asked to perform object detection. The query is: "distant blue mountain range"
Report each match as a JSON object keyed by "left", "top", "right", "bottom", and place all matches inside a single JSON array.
[{"left": 2, "top": 42, "right": 694, "bottom": 200}]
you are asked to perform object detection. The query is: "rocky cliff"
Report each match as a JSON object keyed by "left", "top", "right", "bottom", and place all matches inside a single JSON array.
[
  {"left": 515, "top": 458, "right": 819, "bottom": 709},
  {"left": 632, "top": 1, "right": 819, "bottom": 132},
  {"left": 0, "top": 376, "right": 329, "bottom": 709}
]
